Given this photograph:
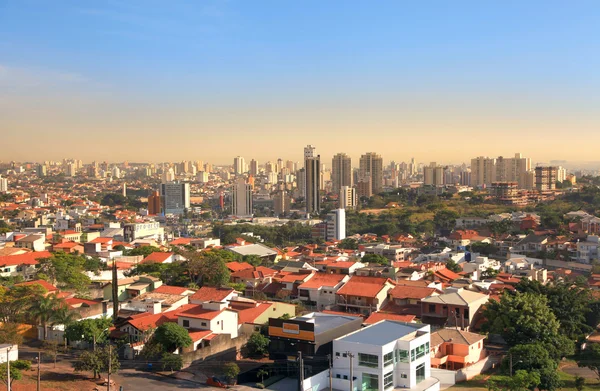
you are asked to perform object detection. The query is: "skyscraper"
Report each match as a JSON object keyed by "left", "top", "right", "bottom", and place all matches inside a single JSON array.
[
  {"left": 148, "top": 190, "right": 161, "bottom": 215},
  {"left": 339, "top": 186, "right": 357, "bottom": 210},
  {"left": 231, "top": 177, "right": 253, "bottom": 217},
  {"left": 359, "top": 152, "right": 383, "bottom": 194},
  {"left": 233, "top": 156, "right": 245, "bottom": 175},
  {"left": 423, "top": 162, "right": 445, "bottom": 186},
  {"left": 325, "top": 209, "right": 346, "bottom": 241},
  {"left": 535, "top": 166, "right": 557, "bottom": 191},
  {"left": 249, "top": 159, "right": 258, "bottom": 176},
  {"left": 0, "top": 176, "right": 7, "bottom": 193},
  {"left": 160, "top": 182, "right": 190, "bottom": 215},
  {"left": 273, "top": 190, "right": 291, "bottom": 216},
  {"left": 304, "top": 145, "right": 321, "bottom": 215},
  {"left": 332, "top": 153, "right": 352, "bottom": 194},
  {"left": 470, "top": 156, "right": 496, "bottom": 187},
  {"left": 37, "top": 164, "right": 47, "bottom": 178}
]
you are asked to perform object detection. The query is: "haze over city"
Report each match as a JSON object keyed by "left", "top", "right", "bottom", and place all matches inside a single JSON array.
[{"left": 2, "top": 0, "right": 600, "bottom": 163}]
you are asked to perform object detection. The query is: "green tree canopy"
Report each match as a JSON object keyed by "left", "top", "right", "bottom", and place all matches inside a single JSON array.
[
  {"left": 361, "top": 253, "right": 388, "bottom": 265},
  {"left": 153, "top": 322, "right": 192, "bottom": 352},
  {"left": 246, "top": 332, "right": 269, "bottom": 357},
  {"left": 577, "top": 344, "right": 600, "bottom": 381},
  {"left": 445, "top": 259, "right": 462, "bottom": 273},
  {"left": 338, "top": 238, "right": 358, "bottom": 250},
  {"left": 64, "top": 317, "right": 113, "bottom": 345},
  {"left": 72, "top": 345, "right": 120, "bottom": 379}
]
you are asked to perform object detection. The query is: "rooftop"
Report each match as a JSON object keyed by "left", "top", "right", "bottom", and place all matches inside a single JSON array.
[{"left": 337, "top": 320, "right": 427, "bottom": 346}]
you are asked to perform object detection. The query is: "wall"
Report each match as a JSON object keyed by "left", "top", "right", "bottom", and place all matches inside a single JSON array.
[
  {"left": 302, "top": 369, "right": 330, "bottom": 391},
  {"left": 0, "top": 345, "right": 19, "bottom": 363},
  {"left": 180, "top": 332, "right": 251, "bottom": 368},
  {"left": 430, "top": 368, "right": 456, "bottom": 386},
  {"left": 456, "top": 356, "right": 496, "bottom": 382}
]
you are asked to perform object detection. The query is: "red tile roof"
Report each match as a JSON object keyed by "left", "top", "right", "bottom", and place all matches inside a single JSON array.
[
  {"left": 298, "top": 273, "right": 346, "bottom": 290},
  {"left": 178, "top": 305, "right": 225, "bottom": 320},
  {"left": 170, "top": 238, "right": 192, "bottom": 245},
  {"left": 226, "top": 262, "right": 254, "bottom": 272},
  {"left": 53, "top": 242, "right": 81, "bottom": 249},
  {"left": 90, "top": 237, "right": 113, "bottom": 244},
  {"left": 65, "top": 297, "right": 99, "bottom": 307},
  {"left": 434, "top": 268, "right": 462, "bottom": 282},
  {"left": 337, "top": 276, "right": 395, "bottom": 298},
  {"left": 234, "top": 303, "right": 271, "bottom": 325},
  {"left": 389, "top": 285, "right": 439, "bottom": 300},
  {"left": 188, "top": 329, "right": 213, "bottom": 342},
  {"left": 126, "top": 313, "right": 171, "bottom": 331},
  {"left": 0, "top": 251, "right": 52, "bottom": 267},
  {"left": 190, "top": 286, "right": 234, "bottom": 302},
  {"left": 15, "top": 279, "right": 58, "bottom": 292},
  {"left": 364, "top": 312, "right": 416, "bottom": 324},
  {"left": 154, "top": 285, "right": 194, "bottom": 295},
  {"left": 141, "top": 252, "right": 173, "bottom": 264}
]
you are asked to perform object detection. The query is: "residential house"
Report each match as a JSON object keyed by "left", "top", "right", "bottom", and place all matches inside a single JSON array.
[
  {"left": 190, "top": 286, "right": 238, "bottom": 305},
  {"left": 511, "top": 234, "right": 548, "bottom": 255},
  {"left": 14, "top": 234, "right": 46, "bottom": 252},
  {"left": 230, "top": 266, "right": 277, "bottom": 288},
  {"left": 332, "top": 321, "right": 439, "bottom": 391},
  {"left": 461, "top": 256, "right": 502, "bottom": 280},
  {"left": 325, "top": 261, "right": 365, "bottom": 275},
  {"left": 297, "top": 273, "right": 350, "bottom": 310},
  {"left": 226, "top": 243, "right": 278, "bottom": 262},
  {"left": 420, "top": 288, "right": 489, "bottom": 331},
  {"left": 103, "top": 275, "right": 162, "bottom": 302},
  {"left": 574, "top": 235, "right": 599, "bottom": 264},
  {"left": 229, "top": 298, "right": 296, "bottom": 334},
  {"left": 177, "top": 301, "right": 239, "bottom": 339},
  {"left": 0, "top": 251, "right": 52, "bottom": 280},
  {"left": 140, "top": 251, "right": 177, "bottom": 264},
  {"left": 430, "top": 328, "right": 486, "bottom": 370},
  {"left": 336, "top": 276, "right": 396, "bottom": 315}
]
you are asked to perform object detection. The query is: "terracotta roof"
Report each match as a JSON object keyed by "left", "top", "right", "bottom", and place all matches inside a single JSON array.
[
  {"left": 226, "top": 262, "right": 254, "bottom": 272},
  {"left": 65, "top": 297, "right": 99, "bottom": 307},
  {"left": 364, "top": 312, "right": 416, "bottom": 324},
  {"left": 326, "top": 261, "right": 358, "bottom": 269},
  {"left": 298, "top": 273, "right": 346, "bottom": 290},
  {"left": 0, "top": 251, "right": 52, "bottom": 267},
  {"left": 190, "top": 286, "right": 234, "bottom": 302},
  {"left": 389, "top": 285, "right": 439, "bottom": 300},
  {"left": 178, "top": 305, "right": 225, "bottom": 320},
  {"left": 276, "top": 272, "right": 313, "bottom": 283},
  {"left": 154, "top": 285, "right": 194, "bottom": 295},
  {"left": 188, "top": 329, "right": 213, "bottom": 342},
  {"left": 15, "top": 279, "right": 58, "bottom": 292},
  {"left": 126, "top": 313, "right": 172, "bottom": 331},
  {"left": 430, "top": 328, "right": 486, "bottom": 347},
  {"left": 337, "top": 276, "right": 395, "bottom": 298},
  {"left": 434, "top": 268, "right": 462, "bottom": 282},
  {"left": 234, "top": 303, "right": 271, "bottom": 324},
  {"left": 53, "top": 242, "right": 81, "bottom": 249},
  {"left": 170, "top": 238, "right": 192, "bottom": 245},
  {"left": 90, "top": 237, "right": 113, "bottom": 244},
  {"left": 141, "top": 252, "right": 173, "bottom": 264}
]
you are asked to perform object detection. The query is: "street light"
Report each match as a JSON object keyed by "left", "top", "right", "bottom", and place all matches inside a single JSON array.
[
  {"left": 34, "top": 352, "right": 41, "bottom": 391},
  {"left": 508, "top": 353, "right": 523, "bottom": 377}
]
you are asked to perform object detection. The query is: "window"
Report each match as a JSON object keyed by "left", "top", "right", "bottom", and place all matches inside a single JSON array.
[
  {"left": 428, "top": 304, "right": 435, "bottom": 312},
  {"left": 411, "top": 349, "right": 415, "bottom": 362},
  {"left": 362, "top": 373, "right": 379, "bottom": 391},
  {"left": 342, "top": 352, "right": 347, "bottom": 358},
  {"left": 401, "top": 373, "right": 407, "bottom": 379},
  {"left": 416, "top": 363, "right": 425, "bottom": 383},
  {"left": 201, "top": 322, "right": 207, "bottom": 327},
  {"left": 415, "top": 344, "right": 426, "bottom": 360},
  {"left": 384, "top": 371, "right": 393, "bottom": 389},
  {"left": 384, "top": 352, "right": 394, "bottom": 367},
  {"left": 398, "top": 349, "right": 409, "bottom": 363},
  {"left": 426, "top": 342, "right": 430, "bottom": 351},
  {"left": 336, "top": 374, "right": 341, "bottom": 379},
  {"left": 358, "top": 353, "right": 378, "bottom": 368},
  {"left": 343, "top": 375, "right": 348, "bottom": 380},
  {"left": 182, "top": 320, "right": 190, "bottom": 328},
  {"left": 335, "top": 352, "right": 340, "bottom": 357}
]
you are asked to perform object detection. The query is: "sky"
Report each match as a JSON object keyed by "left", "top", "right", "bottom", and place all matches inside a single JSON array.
[{"left": 1, "top": 0, "right": 600, "bottom": 165}]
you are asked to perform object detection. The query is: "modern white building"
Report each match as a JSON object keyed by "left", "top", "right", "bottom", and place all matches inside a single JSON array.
[
  {"left": 231, "top": 176, "right": 253, "bottom": 217},
  {"left": 332, "top": 321, "right": 439, "bottom": 391},
  {"left": 233, "top": 156, "right": 246, "bottom": 175},
  {"left": 340, "top": 186, "right": 357, "bottom": 210},
  {"left": 160, "top": 182, "right": 190, "bottom": 215},
  {"left": 326, "top": 209, "right": 346, "bottom": 241},
  {"left": 0, "top": 176, "right": 7, "bottom": 193}
]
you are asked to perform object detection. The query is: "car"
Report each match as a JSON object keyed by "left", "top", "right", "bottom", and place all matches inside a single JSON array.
[{"left": 206, "top": 376, "right": 229, "bottom": 388}]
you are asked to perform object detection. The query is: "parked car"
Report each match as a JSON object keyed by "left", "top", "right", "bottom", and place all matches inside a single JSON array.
[{"left": 206, "top": 377, "right": 228, "bottom": 388}]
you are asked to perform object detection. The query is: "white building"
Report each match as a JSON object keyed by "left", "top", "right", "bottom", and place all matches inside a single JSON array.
[
  {"left": 233, "top": 156, "right": 246, "bottom": 175},
  {"left": 231, "top": 177, "right": 253, "bottom": 217},
  {"left": 0, "top": 344, "right": 19, "bottom": 363},
  {"left": 332, "top": 321, "right": 439, "bottom": 391},
  {"left": 325, "top": 209, "right": 346, "bottom": 241},
  {"left": 340, "top": 186, "right": 357, "bottom": 210},
  {"left": 0, "top": 176, "right": 8, "bottom": 193}
]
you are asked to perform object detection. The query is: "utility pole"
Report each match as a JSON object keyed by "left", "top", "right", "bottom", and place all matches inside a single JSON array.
[
  {"left": 6, "top": 347, "right": 10, "bottom": 391},
  {"left": 107, "top": 344, "right": 111, "bottom": 391},
  {"left": 111, "top": 260, "right": 119, "bottom": 324},
  {"left": 349, "top": 353, "right": 354, "bottom": 391},
  {"left": 509, "top": 352, "right": 513, "bottom": 377},
  {"left": 328, "top": 354, "right": 332, "bottom": 391},
  {"left": 297, "top": 351, "right": 303, "bottom": 391},
  {"left": 37, "top": 352, "right": 41, "bottom": 391}
]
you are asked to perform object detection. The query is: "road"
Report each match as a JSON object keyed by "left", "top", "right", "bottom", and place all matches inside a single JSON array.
[{"left": 113, "top": 369, "right": 257, "bottom": 391}]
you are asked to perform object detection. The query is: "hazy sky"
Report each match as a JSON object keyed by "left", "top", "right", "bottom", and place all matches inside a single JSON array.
[{"left": 1, "top": 1, "right": 599, "bottom": 165}]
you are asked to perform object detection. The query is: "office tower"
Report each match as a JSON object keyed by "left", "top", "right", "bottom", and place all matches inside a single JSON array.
[
  {"left": 359, "top": 152, "right": 383, "bottom": 194},
  {"left": 160, "top": 182, "right": 190, "bottom": 215},
  {"left": 195, "top": 160, "right": 204, "bottom": 172},
  {"left": 332, "top": 153, "right": 352, "bottom": 194},
  {"left": 557, "top": 166, "right": 567, "bottom": 182},
  {"left": 37, "top": 164, "right": 47, "bottom": 178},
  {"left": 535, "top": 166, "right": 558, "bottom": 191},
  {"left": 339, "top": 186, "right": 357, "bottom": 210},
  {"left": 162, "top": 168, "right": 175, "bottom": 183},
  {"left": 233, "top": 156, "right": 245, "bottom": 175},
  {"left": 112, "top": 166, "right": 121, "bottom": 179},
  {"left": 197, "top": 171, "right": 209, "bottom": 183},
  {"left": 423, "top": 162, "right": 445, "bottom": 186},
  {"left": 265, "top": 161, "right": 275, "bottom": 173},
  {"left": 0, "top": 176, "right": 7, "bottom": 193},
  {"left": 470, "top": 156, "right": 496, "bottom": 187},
  {"left": 273, "top": 191, "right": 291, "bottom": 216},
  {"left": 304, "top": 145, "right": 321, "bottom": 215},
  {"left": 296, "top": 168, "right": 306, "bottom": 197},
  {"left": 231, "top": 177, "right": 253, "bottom": 217},
  {"left": 460, "top": 171, "right": 471, "bottom": 186},
  {"left": 66, "top": 163, "right": 76, "bottom": 177},
  {"left": 356, "top": 175, "right": 372, "bottom": 199},
  {"left": 148, "top": 191, "right": 161, "bottom": 215},
  {"left": 249, "top": 159, "right": 258, "bottom": 176},
  {"left": 326, "top": 209, "right": 346, "bottom": 240},
  {"left": 286, "top": 160, "right": 295, "bottom": 172}
]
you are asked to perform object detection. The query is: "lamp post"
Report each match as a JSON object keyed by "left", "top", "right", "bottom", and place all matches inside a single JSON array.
[
  {"left": 508, "top": 353, "right": 523, "bottom": 377},
  {"left": 36, "top": 352, "right": 41, "bottom": 391}
]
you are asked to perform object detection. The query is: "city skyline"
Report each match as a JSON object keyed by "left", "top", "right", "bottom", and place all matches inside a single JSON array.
[{"left": 2, "top": 1, "right": 600, "bottom": 163}]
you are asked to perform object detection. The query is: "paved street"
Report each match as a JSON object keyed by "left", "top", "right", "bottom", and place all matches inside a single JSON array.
[{"left": 113, "top": 369, "right": 257, "bottom": 391}]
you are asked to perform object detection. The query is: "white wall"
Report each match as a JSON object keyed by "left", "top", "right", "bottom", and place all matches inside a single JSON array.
[
  {"left": 0, "top": 345, "right": 19, "bottom": 363},
  {"left": 303, "top": 369, "right": 330, "bottom": 391}
]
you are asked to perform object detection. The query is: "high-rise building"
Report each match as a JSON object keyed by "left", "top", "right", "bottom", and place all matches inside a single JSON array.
[
  {"left": 557, "top": 166, "right": 567, "bottom": 182},
  {"left": 233, "top": 156, "right": 245, "bottom": 175},
  {"left": 37, "top": 164, "right": 47, "bottom": 178},
  {"left": 359, "top": 152, "right": 383, "bottom": 194},
  {"left": 273, "top": 191, "right": 291, "bottom": 216},
  {"left": 66, "top": 163, "right": 76, "bottom": 177},
  {"left": 332, "top": 153, "right": 352, "bottom": 194},
  {"left": 339, "top": 186, "right": 357, "bottom": 210},
  {"left": 148, "top": 190, "right": 161, "bottom": 215},
  {"left": 356, "top": 175, "right": 372, "bottom": 199},
  {"left": 87, "top": 165, "right": 98, "bottom": 178},
  {"left": 231, "top": 177, "right": 253, "bottom": 217},
  {"left": 160, "top": 182, "right": 190, "bottom": 215},
  {"left": 423, "top": 162, "right": 445, "bottom": 186},
  {"left": 304, "top": 145, "right": 321, "bottom": 215},
  {"left": 0, "top": 176, "right": 8, "bottom": 193},
  {"left": 535, "top": 166, "right": 557, "bottom": 191},
  {"left": 495, "top": 153, "right": 531, "bottom": 187},
  {"left": 249, "top": 159, "right": 259, "bottom": 176},
  {"left": 162, "top": 168, "right": 175, "bottom": 183},
  {"left": 325, "top": 209, "right": 346, "bottom": 241},
  {"left": 460, "top": 171, "right": 471, "bottom": 186},
  {"left": 296, "top": 168, "right": 306, "bottom": 197},
  {"left": 112, "top": 166, "right": 121, "bottom": 179},
  {"left": 470, "top": 156, "right": 496, "bottom": 187}
]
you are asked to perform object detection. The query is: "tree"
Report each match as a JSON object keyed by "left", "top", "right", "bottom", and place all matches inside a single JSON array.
[
  {"left": 43, "top": 339, "right": 61, "bottom": 368},
  {"left": 575, "top": 376, "right": 585, "bottom": 391},
  {"left": 445, "top": 259, "right": 462, "bottom": 273},
  {"left": 222, "top": 362, "right": 240, "bottom": 384},
  {"left": 161, "top": 352, "right": 183, "bottom": 372},
  {"left": 0, "top": 323, "right": 23, "bottom": 345},
  {"left": 246, "top": 332, "right": 269, "bottom": 357},
  {"left": 29, "top": 294, "right": 66, "bottom": 340},
  {"left": 482, "top": 292, "right": 561, "bottom": 347},
  {"left": 257, "top": 368, "right": 269, "bottom": 383},
  {"left": 480, "top": 267, "right": 499, "bottom": 279},
  {"left": 36, "top": 252, "right": 91, "bottom": 292},
  {"left": 433, "top": 209, "right": 459, "bottom": 231},
  {"left": 361, "top": 253, "right": 388, "bottom": 265},
  {"left": 242, "top": 255, "right": 263, "bottom": 267},
  {"left": 64, "top": 317, "right": 113, "bottom": 346},
  {"left": 504, "top": 343, "right": 557, "bottom": 376},
  {"left": 140, "top": 340, "right": 164, "bottom": 362},
  {"left": 72, "top": 346, "right": 120, "bottom": 379},
  {"left": 577, "top": 344, "right": 600, "bottom": 382},
  {"left": 0, "top": 361, "right": 30, "bottom": 386},
  {"left": 197, "top": 253, "right": 231, "bottom": 287},
  {"left": 153, "top": 323, "right": 192, "bottom": 352},
  {"left": 338, "top": 238, "right": 358, "bottom": 250},
  {"left": 507, "top": 370, "right": 541, "bottom": 391},
  {"left": 0, "top": 284, "right": 46, "bottom": 324}
]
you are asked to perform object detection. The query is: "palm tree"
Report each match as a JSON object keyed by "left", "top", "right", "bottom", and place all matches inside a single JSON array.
[
  {"left": 256, "top": 369, "right": 269, "bottom": 383},
  {"left": 29, "top": 295, "right": 63, "bottom": 340},
  {"left": 50, "top": 305, "right": 81, "bottom": 347}
]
